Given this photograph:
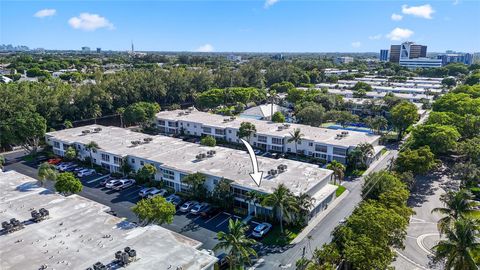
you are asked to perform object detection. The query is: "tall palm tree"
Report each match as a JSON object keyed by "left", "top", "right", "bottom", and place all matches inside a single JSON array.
[
  {"left": 356, "top": 142, "right": 374, "bottom": 167},
  {"left": 432, "top": 218, "right": 480, "bottom": 270},
  {"left": 432, "top": 190, "right": 480, "bottom": 234},
  {"left": 116, "top": 107, "right": 125, "bottom": 128},
  {"left": 262, "top": 184, "right": 298, "bottom": 234},
  {"left": 288, "top": 128, "right": 304, "bottom": 157},
  {"left": 38, "top": 162, "right": 57, "bottom": 186},
  {"left": 326, "top": 160, "right": 346, "bottom": 185},
  {"left": 85, "top": 141, "right": 100, "bottom": 168},
  {"left": 245, "top": 190, "right": 262, "bottom": 217},
  {"left": 214, "top": 219, "right": 257, "bottom": 270},
  {"left": 295, "top": 193, "right": 315, "bottom": 225}
]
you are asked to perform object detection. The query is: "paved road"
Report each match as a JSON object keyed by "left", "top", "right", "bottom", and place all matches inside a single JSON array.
[
  {"left": 392, "top": 165, "right": 452, "bottom": 270},
  {"left": 256, "top": 149, "right": 398, "bottom": 269}
]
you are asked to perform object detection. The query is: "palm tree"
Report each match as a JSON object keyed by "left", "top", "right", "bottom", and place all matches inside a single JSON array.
[
  {"left": 85, "top": 141, "right": 99, "bottom": 168},
  {"left": 295, "top": 193, "right": 315, "bottom": 225},
  {"left": 38, "top": 162, "right": 57, "bottom": 186},
  {"left": 288, "top": 128, "right": 304, "bottom": 157},
  {"left": 326, "top": 160, "right": 346, "bottom": 185},
  {"left": 116, "top": 107, "right": 125, "bottom": 128},
  {"left": 432, "top": 218, "right": 480, "bottom": 270},
  {"left": 245, "top": 190, "right": 262, "bottom": 217},
  {"left": 214, "top": 219, "right": 257, "bottom": 270},
  {"left": 268, "top": 89, "right": 277, "bottom": 120},
  {"left": 0, "top": 155, "right": 5, "bottom": 170},
  {"left": 356, "top": 142, "right": 374, "bottom": 167},
  {"left": 262, "top": 184, "right": 298, "bottom": 234},
  {"left": 432, "top": 190, "right": 480, "bottom": 234}
]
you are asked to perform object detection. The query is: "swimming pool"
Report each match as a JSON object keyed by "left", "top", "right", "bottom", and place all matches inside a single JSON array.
[{"left": 327, "top": 124, "right": 374, "bottom": 134}]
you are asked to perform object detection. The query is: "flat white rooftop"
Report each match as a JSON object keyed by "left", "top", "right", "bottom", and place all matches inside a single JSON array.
[
  {"left": 156, "top": 109, "right": 380, "bottom": 148},
  {"left": 0, "top": 170, "right": 217, "bottom": 270},
  {"left": 46, "top": 125, "right": 334, "bottom": 195}
]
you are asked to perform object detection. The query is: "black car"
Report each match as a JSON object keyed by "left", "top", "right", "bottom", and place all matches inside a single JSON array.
[
  {"left": 200, "top": 206, "right": 220, "bottom": 218},
  {"left": 216, "top": 253, "right": 229, "bottom": 270}
]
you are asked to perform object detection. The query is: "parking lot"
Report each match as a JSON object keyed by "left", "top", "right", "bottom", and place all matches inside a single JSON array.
[{"left": 2, "top": 151, "right": 259, "bottom": 251}]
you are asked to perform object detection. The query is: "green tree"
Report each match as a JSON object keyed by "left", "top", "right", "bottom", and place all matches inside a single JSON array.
[
  {"left": 38, "top": 162, "right": 57, "bottom": 186},
  {"left": 270, "top": 81, "right": 295, "bottom": 93},
  {"left": 262, "top": 184, "right": 298, "bottom": 234},
  {"left": 431, "top": 190, "right": 480, "bottom": 234},
  {"left": 288, "top": 128, "right": 304, "bottom": 157},
  {"left": 325, "top": 110, "right": 359, "bottom": 127},
  {"left": 296, "top": 105, "right": 325, "bottom": 127},
  {"left": 357, "top": 142, "right": 374, "bottom": 168},
  {"left": 362, "top": 170, "right": 406, "bottom": 201},
  {"left": 365, "top": 116, "right": 388, "bottom": 135},
  {"left": 352, "top": 82, "right": 373, "bottom": 92},
  {"left": 211, "top": 178, "right": 234, "bottom": 210},
  {"left": 395, "top": 146, "right": 437, "bottom": 175},
  {"left": 411, "top": 124, "right": 461, "bottom": 155},
  {"left": 131, "top": 196, "right": 176, "bottom": 225},
  {"left": 116, "top": 107, "right": 125, "bottom": 128},
  {"left": 0, "top": 155, "right": 4, "bottom": 170},
  {"left": 182, "top": 172, "right": 207, "bottom": 200},
  {"left": 432, "top": 218, "right": 480, "bottom": 270},
  {"left": 64, "top": 146, "right": 77, "bottom": 161},
  {"left": 326, "top": 160, "right": 346, "bottom": 185},
  {"left": 136, "top": 164, "right": 157, "bottom": 184},
  {"left": 200, "top": 135, "right": 216, "bottom": 147},
  {"left": 271, "top": 111, "right": 286, "bottom": 123},
  {"left": 63, "top": 120, "right": 73, "bottom": 129},
  {"left": 54, "top": 172, "right": 83, "bottom": 195},
  {"left": 214, "top": 219, "right": 257, "bottom": 270},
  {"left": 85, "top": 141, "right": 99, "bottom": 168},
  {"left": 390, "top": 101, "right": 418, "bottom": 140},
  {"left": 442, "top": 77, "right": 457, "bottom": 88},
  {"left": 124, "top": 102, "right": 161, "bottom": 127},
  {"left": 13, "top": 111, "right": 47, "bottom": 155},
  {"left": 238, "top": 122, "right": 256, "bottom": 141},
  {"left": 245, "top": 190, "right": 263, "bottom": 217}
]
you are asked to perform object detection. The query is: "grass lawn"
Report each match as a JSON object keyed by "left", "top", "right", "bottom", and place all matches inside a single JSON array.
[
  {"left": 261, "top": 225, "right": 302, "bottom": 246},
  {"left": 320, "top": 122, "right": 336, "bottom": 128},
  {"left": 335, "top": 185, "right": 346, "bottom": 197}
]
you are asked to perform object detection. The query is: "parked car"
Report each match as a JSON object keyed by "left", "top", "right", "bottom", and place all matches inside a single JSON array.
[
  {"left": 77, "top": 169, "right": 96, "bottom": 177},
  {"left": 73, "top": 166, "right": 86, "bottom": 173},
  {"left": 47, "top": 158, "right": 62, "bottom": 165},
  {"left": 190, "top": 203, "right": 209, "bottom": 215},
  {"left": 179, "top": 201, "right": 198, "bottom": 212},
  {"left": 112, "top": 179, "right": 136, "bottom": 190},
  {"left": 251, "top": 222, "right": 272, "bottom": 238},
  {"left": 147, "top": 188, "right": 167, "bottom": 199},
  {"left": 200, "top": 206, "right": 220, "bottom": 218},
  {"left": 99, "top": 176, "right": 114, "bottom": 187},
  {"left": 105, "top": 179, "right": 122, "bottom": 188},
  {"left": 56, "top": 162, "right": 73, "bottom": 170},
  {"left": 253, "top": 149, "right": 262, "bottom": 155},
  {"left": 216, "top": 253, "right": 229, "bottom": 270},
  {"left": 165, "top": 194, "right": 183, "bottom": 207},
  {"left": 64, "top": 164, "right": 79, "bottom": 172},
  {"left": 138, "top": 187, "right": 156, "bottom": 198}
]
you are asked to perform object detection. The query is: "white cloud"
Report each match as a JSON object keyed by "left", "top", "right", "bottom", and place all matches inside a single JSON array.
[
  {"left": 401, "top": 4, "right": 435, "bottom": 19},
  {"left": 34, "top": 9, "right": 56, "bottom": 18},
  {"left": 351, "top": 41, "right": 361, "bottom": 48},
  {"left": 68, "top": 13, "right": 114, "bottom": 31},
  {"left": 264, "top": 0, "right": 279, "bottom": 8},
  {"left": 391, "top": 13, "right": 403, "bottom": 21},
  {"left": 386, "top": 27, "right": 414, "bottom": 41},
  {"left": 195, "top": 44, "right": 214, "bottom": 52},
  {"left": 369, "top": 34, "right": 382, "bottom": 40}
]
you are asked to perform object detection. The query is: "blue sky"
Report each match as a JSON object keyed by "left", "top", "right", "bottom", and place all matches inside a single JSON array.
[{"left": 1, "top": 0, "right": 479, "bottom": 52}]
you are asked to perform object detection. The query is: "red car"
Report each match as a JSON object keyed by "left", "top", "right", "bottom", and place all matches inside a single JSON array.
[{"left": 47, "top": 158, "right": 62, "bottom": 165}]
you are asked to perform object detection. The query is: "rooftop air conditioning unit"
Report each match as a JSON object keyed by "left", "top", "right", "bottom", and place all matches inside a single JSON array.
[
  {"left": 187, "top": 107, "right": 194, "bottom": 111},
  {"left": 277, "top": 164, "right": 287, "bottom": 172},
  {"left": 184, "top": 110, "right": 191, "bottom": 114},
  {"left": 230, "top": 116, "right": 236, "bottom": 120},
  {"left": 143, "top": 137, "right": 153, "bottom": 143},
  {"left": 223, "top": 118, "right": 230, "bottom": 123},
  {"left": 277, "top": 126, "right": 284, "bottom": 131},
  {"left": 283, "top": 124, "right": 290, "bottom": 128},
  {"left": 178, "top": 112, "right": 185, "bottom": 116},
  {"left": 93, "top": 127, "right": 102, "bottom": 133},
  {"left": 82, "top": 130, "right": 91, "bottom": 135},
  {"left": 207, "top": 150, "right": 216, "bottom": 157}
]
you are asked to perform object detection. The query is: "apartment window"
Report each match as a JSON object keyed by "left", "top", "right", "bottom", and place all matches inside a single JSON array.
[
  {"left": 333, "top": 156, "right": 347, "bottom": 164},
  {"left": 271, "top": 137, "right": 283, "bottom": 145},
  {"left": 309, "top": 142, "right": 313, "bottom": 147},
  {"left": 168, "top": 121, "right": 178, "bottom": 127},
  {"left": 215, "top": 129, "right": 225, "bottom": 135},
  {"left": 187, "top": 123, "right": 190, "bottom": 127},
  {"left": 53, "top": 141, "right": 60, "bottom": 148},
  {"left": 258, "top": 136, "right": 267, "bottom": 143},
  {"left": 63, "top": 144, "right": 70, "bottom": 150},
  {"left": 162, "top": 169, "right": 175, "bottom": 180},
  {"left": 202, "top": 127, "right": 212, "bottom": 134},
  {"left": 131, "top": 158, "right": 135, "bottom": 164},
  {"left": 315, "top": 153, "right": 327, "bottom": 160},
  {"left": 101, "top": 153, "right": 110, "bottom": 162},
  {"left": 231, "top": 187, "right": 248, "bottom": 199},
  {"left": 333, "top": 147, "right": 347, "bottom": 156},
  {"left": 315, "top": 144, "right": 328, "bottom": 153},
  {"left": 271, "top": 145, "right": 283, "bottom": 152},
  {"left": 228, "top": 130, "right": 232, "bottom": 133},
  {"left": 113, "top": 156, "right": 122, "bottom": 165},
  {"left": 163, "top": 180, "right": 175, "bottom": 189},
  {"left": 140, "top": 161, "right": 144, "bottom": 166},
  {"left": 213, "top": 179, "right": 219, "bottom": 185},
  {"left": 157, "top": 120, "right": 166, "bottom": 126}
]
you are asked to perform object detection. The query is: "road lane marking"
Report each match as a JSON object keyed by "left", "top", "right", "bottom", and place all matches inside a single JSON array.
[
  {"left": 394, "top": 250, "right": 428, "bottom": 270},
  {"left": 205, "top": 212, "right": 223, "bottom": 223},
  {"left": 416, "top": 233, "right": 439, "bottom": 256},
  {"left": 86, "top": 174, "right": 109, "bottom": 184},
  {"left": 216, "top": 215, "right": 232, "bottom": 228}
]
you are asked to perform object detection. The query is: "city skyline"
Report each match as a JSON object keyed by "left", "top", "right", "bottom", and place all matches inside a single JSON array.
[{"left": 1, "top": 1, "right": 479, "bottom": 53}]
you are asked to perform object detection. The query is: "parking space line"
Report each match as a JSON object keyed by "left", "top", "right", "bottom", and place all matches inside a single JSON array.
[
  {"left": 205, "top": 212, "right": 223, "bottom": 224},
  {"left": 122, "top": 187, "right": 141, "bottom": 198},
  {"left": 216, "top": 214, "right": 232, "bottom": 228},
  {"left": 86, "top": 174, "right": 109, "bottom": 184}
]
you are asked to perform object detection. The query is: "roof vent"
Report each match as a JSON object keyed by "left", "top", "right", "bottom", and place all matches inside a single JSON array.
[
  {"left": 277, "top": 126, "right": 284, "bottom": 131},
  {"left": 143, "top": 137, "right": 153, "bottom": 143},
  {"left": 277, "top": 164, "right": 288, "bottom": 172},
  {"left": 131, "top": 140, "right": 142, "bottom": 146},
  {"left": 195, "top": 153, "right": 207, "bottom": 160},
  {"left": 206, "top": 150, "right": 216, "bottom": 157},
  {"left": 230, "top": 116, "right": 236, "bottom": 120},
  {"left": 178, "top": 111, "right": 185, "bottom": 116},
  {"left": 184, "top": 110, "right": 191, "bottom": 114},
  {"left": 267, "top": 169, "right": 278, "bottom": 176},
  {"left": 283, "top": 123, "right": 290, "bottom": 128},
  {"left": 81, "top": 130, "right": 91, "bottom": 135},
  {"left": 93, "top": 127, "right": 102, "bottom": 133}
]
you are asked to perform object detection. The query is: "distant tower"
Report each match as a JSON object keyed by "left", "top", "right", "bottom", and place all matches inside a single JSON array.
[{"left": 131, "top": 41, "right": 134, "bottom": 53}]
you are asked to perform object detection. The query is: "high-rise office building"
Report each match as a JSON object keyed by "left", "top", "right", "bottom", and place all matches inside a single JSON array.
[
  {"left": 334, "top": 56, "right": 354, "bottom": 64},
  {"left": 81, "top": 46, "right": 90, "bottom": 53},
  {"left": 389, "top": 45, "right": 401, "bottom": 63},
  {"left": 437, "top": 52, "right": 473, "bottom": 65},
  {"left": 380, "top": 49, "right": 389, "bottom": 62},
  {"left": 96, "top": 48, "right": 101, "bottom": 53}
]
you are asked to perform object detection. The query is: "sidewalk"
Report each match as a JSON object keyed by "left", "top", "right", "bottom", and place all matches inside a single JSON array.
[{"left": 291, "top": 189, "right": 350, "bottom": 244}]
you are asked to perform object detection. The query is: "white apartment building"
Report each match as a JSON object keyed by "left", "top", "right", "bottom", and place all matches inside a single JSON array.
[
  {"left": 155, "top": 109, "right": 382, "bottom": 165},
  {"left": 316, "top": 83, "right": 442, "bottom": 95},
  {"left": 45, "top": 125, "right": 338, "bottom": 220},
  {"left": 324, "top": 88, "right": 433, "bottom": 103}
]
